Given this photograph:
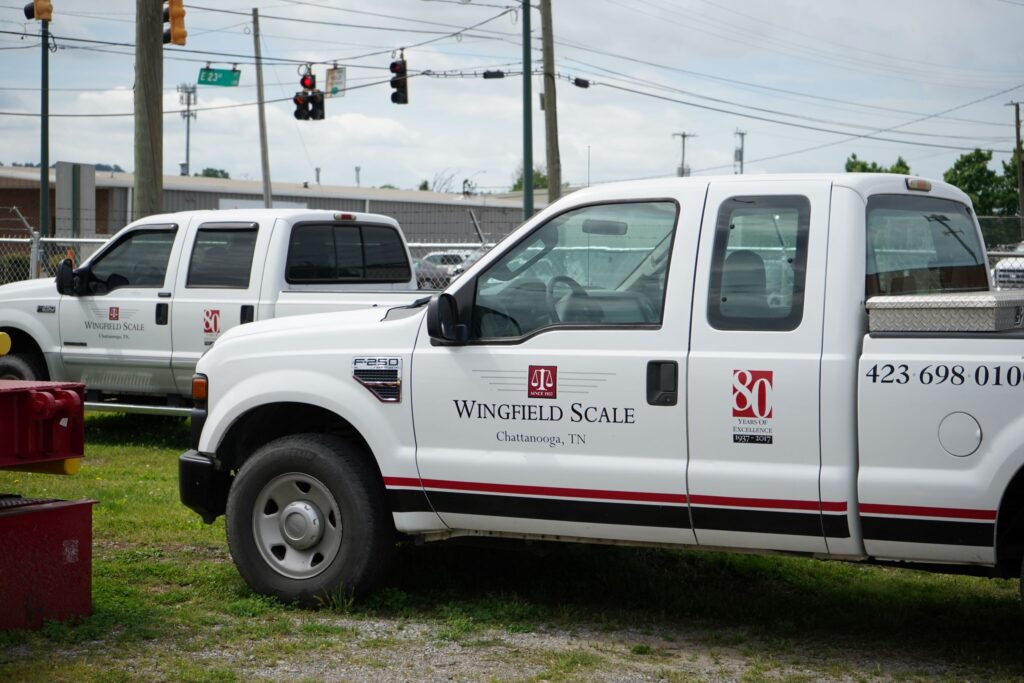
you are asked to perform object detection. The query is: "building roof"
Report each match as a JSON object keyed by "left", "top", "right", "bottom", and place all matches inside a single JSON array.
[{"left": 0, "top": 165, "right": 527, "bottom": 209}]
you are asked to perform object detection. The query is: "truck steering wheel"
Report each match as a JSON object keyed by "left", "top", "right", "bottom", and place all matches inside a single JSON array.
[{"left": 545, "top": 275, "right": 588, "bottom": 322}]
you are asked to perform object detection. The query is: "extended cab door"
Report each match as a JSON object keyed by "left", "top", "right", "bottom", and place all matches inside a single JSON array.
[
  {"left": 409, "top": 191, "right": 705, "bottom": 545},
  {"left": 58, "top": 224, "right": 181, "bottom": 395},
  {"left": 686, "top": 180, "right": 839, "bottom": 554},
  {"left": 170, "top": 220, "right": 268, "bottom": 395}
]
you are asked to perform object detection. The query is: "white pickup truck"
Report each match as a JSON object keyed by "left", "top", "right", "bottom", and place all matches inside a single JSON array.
[
  {"left": 0, "top": 209, "right": 422, "bottom": 413},
  {"left": 180, "top": 174, "right": 1024, "bottom": 607}
]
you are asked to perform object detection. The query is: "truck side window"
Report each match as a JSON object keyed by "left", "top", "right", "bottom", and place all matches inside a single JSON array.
[
  {"left": 707, "top": 195, "right": 810, "bottom": 332},
  {"left": 88, "top": 228, "right": 176, "bottom": 294},
  {"left": 286, "top": 223, "right": 412, "bottom": 284},
  {"left": 471, "top": 201, "right": 678, "bottom": 340},
  {"left": 865, "top": 195, "right": 988, "bottom": 298},
  {"left": 187, "top": 225, "right": 258, "bottom": 289}
]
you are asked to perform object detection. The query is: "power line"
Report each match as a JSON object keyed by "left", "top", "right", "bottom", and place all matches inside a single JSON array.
[
  {"left": 594, "top": 81, "right": 1017, "bottom": 155},
  {"left": 551, "top": 42, "right": 1012, "bottom": 129}
]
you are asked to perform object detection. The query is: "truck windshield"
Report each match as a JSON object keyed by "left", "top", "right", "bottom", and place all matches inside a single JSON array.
[{"left": 865, "top": 194, "right": 988, "bottom": 298}]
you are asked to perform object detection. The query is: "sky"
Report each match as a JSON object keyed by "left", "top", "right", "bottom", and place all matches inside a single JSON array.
[{"left": 0, "top": 0, "right": 1021, "bottom": 194}]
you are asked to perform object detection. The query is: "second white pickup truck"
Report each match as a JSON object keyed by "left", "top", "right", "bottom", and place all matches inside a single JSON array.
[
  {"left": 0, "top": 209, "right": 423, "bottom": 413},
  {"left": 180, "top": 174, "right": 1024, "bottom": 608}
]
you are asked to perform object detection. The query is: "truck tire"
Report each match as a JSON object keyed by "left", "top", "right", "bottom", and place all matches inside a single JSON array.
[
  {"left": 225, "top": 433, "right": 393, "bottom": 607},
  {"left": 0, "top": 352, "right": 42, "bottom": 381}
]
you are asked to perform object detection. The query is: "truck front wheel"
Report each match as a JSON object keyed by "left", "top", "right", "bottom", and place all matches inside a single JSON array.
[
  {"left": 225, "top": 433, "right": 393, "bottom": 607},
  {"left": 0, "top": 352, "right": 42, "bottom": 381}
]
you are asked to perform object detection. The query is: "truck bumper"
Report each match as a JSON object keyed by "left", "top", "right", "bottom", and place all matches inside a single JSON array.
[{"left": 179, "top": 450, "right": 231, "bottom": 524}]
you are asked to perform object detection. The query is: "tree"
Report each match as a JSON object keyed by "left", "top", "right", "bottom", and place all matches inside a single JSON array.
[
  {"left": 378, "top": 183, "right": 398, "bottom": 190},
  {"left": 943, "top": 149, "right": 1001, "bottom": 215},
  {"left": 512, "top": 164, "right": 549, "bottom": 192},
  {"left": 416, "top": 169, "right": 456, "bottom": 193},
  {"left": 195, "top": 168, "right": 230, "bottom": 179},
  {"left": 999, "top": 157, "right": 1019, "bottom": 217},
  {"left": 845, "top": 153, "right": 911, "bottom": 174}
]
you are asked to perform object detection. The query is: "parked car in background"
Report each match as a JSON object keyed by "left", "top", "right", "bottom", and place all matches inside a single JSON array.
[
  {"left": 992, "top": 242, "right": 1024, "bottom": 289},
  {"left": 419, "top": 249, "right": 484, "bottom": 285},
  {"left": 412, "top": 257, "right": 449, "bottom": 289}
]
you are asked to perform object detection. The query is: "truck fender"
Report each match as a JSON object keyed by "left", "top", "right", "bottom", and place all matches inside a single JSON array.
[
  {"left": 200, "top": 368, "right": 416, "bottom": 479},
  {"left": 0, "top": 312, "right": 60, "bottom": 377}
]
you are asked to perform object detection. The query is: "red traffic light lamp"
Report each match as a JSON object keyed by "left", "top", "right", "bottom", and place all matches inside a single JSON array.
[
  {"left": 23, "top": 0, "right": 52, "bottom": 21},
  {"left": 300, "top": 73, "right": 316, "bottom": 91},
  {"left": 389, "top": 58, "right": 408, "bottom": 105}
]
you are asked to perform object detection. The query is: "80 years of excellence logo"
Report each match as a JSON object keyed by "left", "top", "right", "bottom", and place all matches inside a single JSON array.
[{"left": 732, "top": 369, "right": 773, "bottom": 419}]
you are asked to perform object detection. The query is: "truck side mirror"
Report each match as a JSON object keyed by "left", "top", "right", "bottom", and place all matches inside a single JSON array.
[
  {"left": 427, "top": 293, "right": 469, "bottom": 345},
  {"left": 55, "top": 258, "right": 75, "bottom": 295}
]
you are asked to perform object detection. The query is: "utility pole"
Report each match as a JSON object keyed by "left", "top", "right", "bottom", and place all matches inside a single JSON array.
[
  {"left": 39, "top": 19, "right": 50, "bottom": 236},
  {"left": 134, "top": 0, "right": 163, "bottom": 220},
  {"left": 178, "top": 83, "right": 197, "bottom": 176},
  {"left": 1010, "top": 102, "right": 1024, "bottom": 241},
  {"left": 521, "top": 0, "right": 533, "bottom": 219},
  {"left": 540, "top": 0, "right": 560, "bottom": 204},
  {"left": 734, "top": 129, "right": 746, "bottom": 175},
  {"left": 672, "top": 132, "right": 695, "bottom": 177},
  {"left": 252, "top": 8, "right": 273, "bottom": 208}
]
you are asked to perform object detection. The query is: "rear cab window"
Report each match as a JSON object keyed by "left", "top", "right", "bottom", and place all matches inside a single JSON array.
[
  {"left": 865, "top": 194, "right": 988, "bottom": 298},
  {"left": 706, "top": 195, "right": 810, "bottom": 332},
  {"left": 187, "top": 223, "right": 258, "bottom": 289},
  {"left": 285, "top": 222, "right": 411, "bottom": 284}
]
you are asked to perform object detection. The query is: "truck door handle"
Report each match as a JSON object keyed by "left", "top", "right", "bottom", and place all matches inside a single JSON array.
[
  {"left": 646, "top": 360, "right": 678, "bottom": 406},
  {"left": 155, "top": 302, "right": 169, "bottom": 325},
  {"left": 240, "top": 305, "right": 254, "bottom": 325}
]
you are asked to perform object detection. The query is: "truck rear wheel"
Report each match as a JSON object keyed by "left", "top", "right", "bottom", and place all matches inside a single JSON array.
[
  {"left": 225, "top": 433, "right": 393, "bottom": 607},
  {"left": 0, "top": 352, "right": 42, "bottom": 381}
]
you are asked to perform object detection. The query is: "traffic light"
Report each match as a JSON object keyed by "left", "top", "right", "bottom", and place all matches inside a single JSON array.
[
  {"left": 22, "top": 0, "right": 53, "bottom": 21},
  {"left": 293, "top": 91, "right": 310, "bottom": 120},
  {"left": 389, "top": 59, "right": 408, "bottom": 105},
  {"left": 163, "top": 0, "right": 186, "bottom": 46},
  {"left": 309, "top": 91, "right": 325, "bottom": 121},
  {"left": 300, "top": 73, "right": 316, "bottom": 91}
]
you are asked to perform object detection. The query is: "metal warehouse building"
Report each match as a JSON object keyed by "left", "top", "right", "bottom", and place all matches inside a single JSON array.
[{"left": 0, "top": 166, "right": 533, "bottom": 248}]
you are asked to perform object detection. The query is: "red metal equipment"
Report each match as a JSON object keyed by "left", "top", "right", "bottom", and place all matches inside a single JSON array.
[{"left": 0, "top": 378, "right": 94, "bottom": 631}]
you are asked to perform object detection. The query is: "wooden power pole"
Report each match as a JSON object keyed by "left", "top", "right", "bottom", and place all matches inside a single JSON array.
[
  {"left": 540, "top": 0, "right": 561, "bottom": 204},
  {"left": 134, "top": 0, "right": 163, "bottom": 220},
  {"left": 1013, "top": 102, "right": 1024, "bottom": 241}
]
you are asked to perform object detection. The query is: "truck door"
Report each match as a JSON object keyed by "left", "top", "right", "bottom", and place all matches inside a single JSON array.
[
  {"left": 686, "top": 180, "right": 840, "bottom": 554},
  {"left": 409, "top": 194, "right": 704, "bottom": 546},
  {"left": 58, "top": 224, "right": 181, "bottom": 395},
  {"left": 170, "top": 220, "right": 267, "bottom": 395}
]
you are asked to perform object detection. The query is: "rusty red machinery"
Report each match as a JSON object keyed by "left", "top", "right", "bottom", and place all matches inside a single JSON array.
[{"left": 0, "top": 332, "right": 95, "bottom": 631}]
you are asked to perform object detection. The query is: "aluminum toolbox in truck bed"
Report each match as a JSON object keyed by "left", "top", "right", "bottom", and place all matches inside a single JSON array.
[{"left": 867, "top": 291, "right": 1024, "bottom": 333}]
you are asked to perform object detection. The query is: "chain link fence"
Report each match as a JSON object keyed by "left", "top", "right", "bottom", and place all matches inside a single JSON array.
[{"left": 0, "top": 235, "right": 107, "bottom": 285}]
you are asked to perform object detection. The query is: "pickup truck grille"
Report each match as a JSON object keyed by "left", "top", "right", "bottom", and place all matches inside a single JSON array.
[
  {"left": 353, "top": 368, "right": 401, "bottom": 402},
  {"left": 996, "top": 269, "right": 1024, "bottom": 289}
]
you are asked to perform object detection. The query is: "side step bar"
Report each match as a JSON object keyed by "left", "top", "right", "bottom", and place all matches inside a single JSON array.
[{"left": 85, "top": 402, "right": 191, "bottom": 417}]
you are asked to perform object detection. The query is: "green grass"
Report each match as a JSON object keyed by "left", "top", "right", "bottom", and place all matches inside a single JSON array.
[{"left": 1, "top": 413, "right": 1023, "bottom": 681}]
